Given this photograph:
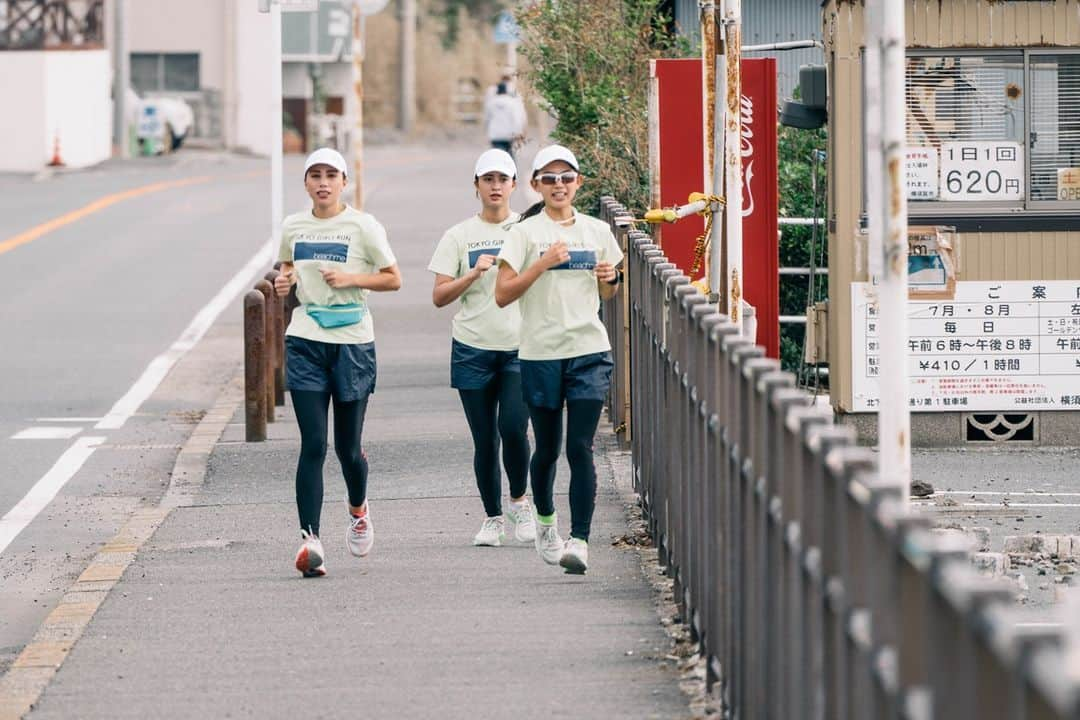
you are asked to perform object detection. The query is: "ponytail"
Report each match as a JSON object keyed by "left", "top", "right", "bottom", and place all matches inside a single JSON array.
[{"left": 517, "top": 200, "right": 545, "bottom": 223}]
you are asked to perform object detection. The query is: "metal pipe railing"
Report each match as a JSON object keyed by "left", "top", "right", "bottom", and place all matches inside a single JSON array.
[{"left": 597, "top": 197, "right": 1080, "bottom": 719}]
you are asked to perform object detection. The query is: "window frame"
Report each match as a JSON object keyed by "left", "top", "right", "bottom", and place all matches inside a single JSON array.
[
  {"left": 863, "top": 46, "right": 1080, "bottom": 226},
  {"left": 129, "top": 52, "right": 200, "bottom": 94},
  {"left": 1025, "top": 48, "right": 1080, "bottom": 213}
]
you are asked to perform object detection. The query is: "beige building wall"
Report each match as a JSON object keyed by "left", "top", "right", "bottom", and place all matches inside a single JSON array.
[
  {"left": 128, "top": 0, "right": 227, "bottom": 92},
  {"left": 823, "top": 0, "right": 1080, "bottom": 423}
]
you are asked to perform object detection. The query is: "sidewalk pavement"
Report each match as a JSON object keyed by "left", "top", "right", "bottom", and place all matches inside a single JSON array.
[{"left": 19, "top": 142, "right": 690, "bottom": 719}]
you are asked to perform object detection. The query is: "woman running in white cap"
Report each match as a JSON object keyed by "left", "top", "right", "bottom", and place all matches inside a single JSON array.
[
  {"left": 494, "top": 144, "right": 623, "bottom": 574},
  {"left": 428, "top": 148, "right": 535, "bottom": 547},
  {"left": 274, "top": 147, "right": 402, "bottom": 577}
]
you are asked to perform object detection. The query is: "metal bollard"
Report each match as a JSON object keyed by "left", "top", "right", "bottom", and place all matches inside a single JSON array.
[
  {"left": 244, "top": 290, "right": 267, "bottom": 442},
  {"left": 264, "top": 269, "right": 286, "bottom": 407},
  {"left": 254, "top": 279, "right": 276, "bottom": 423}
]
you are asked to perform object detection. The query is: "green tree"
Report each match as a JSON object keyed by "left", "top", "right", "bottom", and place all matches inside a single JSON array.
[
  {"left": 777, "top": 122, "right": 827, "bottom": 375},
  {"left": 515, "top": 0, "right": 687, "bottom": 213}
]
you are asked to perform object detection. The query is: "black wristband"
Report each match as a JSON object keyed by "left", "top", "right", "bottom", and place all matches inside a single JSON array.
[{"left": 606, "top": 269, "right": 623, "bottom": 286}]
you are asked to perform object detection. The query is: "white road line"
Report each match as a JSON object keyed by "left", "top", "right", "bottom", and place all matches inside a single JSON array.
[
  {"left": 0, "top": 239, "right": 274, "bottom": 556},
  {"left": 95, "top": 237, "right": 275, "bottom": 430},
  {"left": 935, "top": 490, "right": 1080, "bottom": 497},
  {"left": 1015, "top": 622, "right": 1064, "bottom": 629},
  {"left": 0, "top": 436, "right": 105, "bottom": 555},
  {"left": 11, "top": 427, "right": 83, "bottom": 440},
  {"left": 35, "top": 417, "right": 102, "bottom": 423},
  {"left": 919, "top": 502, "right": 1080, "bottom": 508}
]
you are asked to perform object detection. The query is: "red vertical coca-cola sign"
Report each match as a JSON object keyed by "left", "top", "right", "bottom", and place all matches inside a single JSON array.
[
  {"left": 739, "top": 58, "right": 779, "bottom": 359},
  {"left": 652, "top": 57, "right": 779, "bottom": 359}
]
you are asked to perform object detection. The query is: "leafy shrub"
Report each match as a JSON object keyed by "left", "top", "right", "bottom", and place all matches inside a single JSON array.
[{"left": 516, "top": 0, "right": 687, "bottom": 213}]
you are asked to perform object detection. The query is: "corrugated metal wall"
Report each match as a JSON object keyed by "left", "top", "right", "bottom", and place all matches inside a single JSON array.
[
  {"left": 672, "top": 0, "right": 824, "bottom": 99},
  {"left": 823, "top": 0, "right": 1080, "bottom": 413}
]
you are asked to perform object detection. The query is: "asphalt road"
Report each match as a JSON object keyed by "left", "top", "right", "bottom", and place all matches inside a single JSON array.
[{"left": 0, "top": 150, "right": 277, "bottom": 672}]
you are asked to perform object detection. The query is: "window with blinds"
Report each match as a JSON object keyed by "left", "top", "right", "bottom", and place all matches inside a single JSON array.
[
  {"left": 1030, "top": 54, "right": 1080, "bottom": 203},
  {"left": 902, "top": 51, "right": 1080, "bottom": 210}
]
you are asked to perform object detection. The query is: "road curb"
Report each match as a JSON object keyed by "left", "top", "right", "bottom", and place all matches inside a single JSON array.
[{"left": 0, "top": 375, "right": 242, "bottom": 720}]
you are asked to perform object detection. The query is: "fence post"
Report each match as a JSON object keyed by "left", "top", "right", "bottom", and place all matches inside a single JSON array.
[
  {"left": 706, "top": 317, "right": 739, "bottom": 702},
  {"left": 756, "top": 372, "right": 797, "bottom": 720},
  {"left": 742, "top": 355, "right": 782, "bottom": 714},
  {"left": 244, "top": 289, "right": 267, "bottom": 442},
  {"left": 254, "top": 279, "right": 276, "bottom": 423},
  {"left": 264, "top": 269, "right": 286, "bottom": 407}
]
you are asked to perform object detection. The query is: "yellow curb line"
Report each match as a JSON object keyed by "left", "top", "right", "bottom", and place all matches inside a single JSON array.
[
  {"left": 0, "top": 176, "right": 213, "bottom": 259},
  {"left": 0, "top": 375, "right": 243, "bottom": 720}
]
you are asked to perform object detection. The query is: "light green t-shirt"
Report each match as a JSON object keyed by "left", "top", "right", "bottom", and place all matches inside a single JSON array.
[
  {"left": 278, "top": 205, "right": 397, "bottom": 344},
  {"left": 498, "top": 209, "right": 624, "bottom": 361},
  {"left": 427, "top": 213, "right": 521, "bottom": 351}
]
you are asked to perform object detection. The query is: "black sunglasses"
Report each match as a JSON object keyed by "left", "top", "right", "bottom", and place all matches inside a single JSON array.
[{"left": 537, "top": 171, "right": 579, "bottom": 185}]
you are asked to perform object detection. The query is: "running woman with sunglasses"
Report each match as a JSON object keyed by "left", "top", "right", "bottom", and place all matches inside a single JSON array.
[
  {"left": 495, "top": 144, "right": 623, "bottom": 574},
  {"left": 274, "top": 148, "right": 402, "bottom": 577},
  {"left": 428, "top": 149, "right": 536, "bottom": 547}
]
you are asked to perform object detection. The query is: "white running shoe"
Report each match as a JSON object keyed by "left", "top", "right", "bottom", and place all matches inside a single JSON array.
[
  {"left": 295, "top": 530, "right": 326, "bottom": 577},
  {"left": 473, "top": 516, "right": 506, "bottom": 546},
  {"left": 534, "top": 514, "right": 564, "bottom": 565},
  {"left": 346, "top": 505, "right": 374, "bottom": 557},
  {"left": 559, "top": 537, "right": 589, "bottom": 574},
  {"left": 505, "top": 499, "right": 536, "bottom": 543}
]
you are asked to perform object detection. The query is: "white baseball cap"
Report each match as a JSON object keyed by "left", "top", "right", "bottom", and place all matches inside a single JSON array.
[
  {"left": 473, "top": 149, "right": 517, "bottom": 179},
  {"left": 304, "top": 147, "right": 348, "bottom": 177},
  {"left": 531, "top": 144, "right": 579, "bottom": 173}
]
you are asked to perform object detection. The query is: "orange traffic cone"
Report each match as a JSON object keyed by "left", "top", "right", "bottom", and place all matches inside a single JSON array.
[{"left": 48, "top": 132, "right": 64, "bottom": 167}]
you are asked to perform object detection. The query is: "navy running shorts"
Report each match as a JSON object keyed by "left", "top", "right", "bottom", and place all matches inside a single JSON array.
[
  {"left": 285, "top": 336, "right": 376, "bottom": 402},
  {"left": 519, "top": 351, "right": 614, "bottom": 409},
  {"left": 450, "top": 338, "right": 521, "bottom": 390}
]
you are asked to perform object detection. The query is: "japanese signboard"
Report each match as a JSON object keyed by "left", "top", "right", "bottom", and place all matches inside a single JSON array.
[
  {"left": 1058, "top": 168, "right": 1080, "bottom": 202},
  {"left": 939, "top": 141, "right": 1024, "bottom": 201},
  {"left": 851, "top": 281, "right": 1080, "bottom": 412},
  {"left": 905, "top": 147, "right": 939, "bottom": 200}
]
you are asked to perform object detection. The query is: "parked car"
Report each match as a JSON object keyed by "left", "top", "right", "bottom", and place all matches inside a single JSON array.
[{"left": 133, "top": 92, "right": 194, "bottom": 154}]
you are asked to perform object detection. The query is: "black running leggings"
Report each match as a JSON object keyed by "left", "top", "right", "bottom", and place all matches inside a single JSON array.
[
  {"left": 291, "top": 390, "right": 369, "bottom": 536},
  {"left": 528, "top": 400, "right": 605, "bottom": 541},
  {"left": 457, "top": 371, "right": 530, "bottom": 517}
]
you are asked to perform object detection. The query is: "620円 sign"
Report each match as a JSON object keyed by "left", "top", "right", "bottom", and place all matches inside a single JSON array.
[{"left": 940, "top": 141, "right": 1024, "bottom": 201}]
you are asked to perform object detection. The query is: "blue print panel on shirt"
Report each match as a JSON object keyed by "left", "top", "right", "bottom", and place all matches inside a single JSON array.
[
  {"left": 552, "top": 250, "right": 598, "bottom": 271},
  {"left": 467, "top": 248, "right": 500, "bottom": 269},
  {"left": 294, "top": 242, "right": 349, "bottom": 263}
]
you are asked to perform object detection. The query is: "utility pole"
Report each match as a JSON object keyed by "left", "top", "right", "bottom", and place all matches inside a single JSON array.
[
  {"left": 112, "top": 0, "right": 129, "bottom": 158},
  {"left": 398, "top": 0, "right": 416, "bottom": 133},
  {"left": 721, "top": 0, "right": 743, "bottom": 332},
  {"left": 873, "top": 0, "right": 912, "bottom": 504},
  {"left": 351, "top": 10, "right": 365, "bottom": 208},
  {"left": 701, "top": 3, "right": 724, "bottom": 304},
  {"left": 270, "top": 0, "right": 284, "bottom": 248}
]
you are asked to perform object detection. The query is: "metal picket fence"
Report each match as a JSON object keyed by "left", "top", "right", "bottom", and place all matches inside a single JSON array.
[{"left": 597, "top": 197, "right": 1080, "bottom": 720}]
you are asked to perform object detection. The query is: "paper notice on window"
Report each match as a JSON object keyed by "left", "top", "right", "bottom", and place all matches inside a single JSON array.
[
  {"left": 940, "top": 142, "right": 1024, "bottom": 201},
  {"left": 906, "top": 147, "right": 939, "bottom": 200},
  {"left": 1058, "top": 168, "right": 1080, "bottom": 202}
]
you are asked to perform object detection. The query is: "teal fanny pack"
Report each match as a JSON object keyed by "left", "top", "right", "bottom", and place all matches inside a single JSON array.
[{"left": 305, "top": 303, "right": 366, "bottom": 329}]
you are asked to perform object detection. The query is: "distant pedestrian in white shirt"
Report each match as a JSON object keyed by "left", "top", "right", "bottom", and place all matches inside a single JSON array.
[{"left": 484, "top": 83, "right": 527, "bottom": 158}]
